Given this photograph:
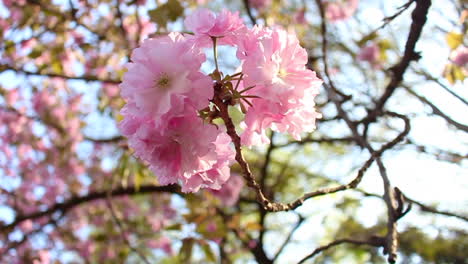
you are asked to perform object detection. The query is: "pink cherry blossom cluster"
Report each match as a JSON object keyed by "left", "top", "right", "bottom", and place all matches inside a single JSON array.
[
  {"left": 450, "top": 46, "right": 468, "bottom": 69},
  {"left": 358, "top": 42, "right": 381, "bottom": 68},
  {"left": 119, "top": 9, "right": 321, "bottom": 193},
  {"left": 325, "top": 0, "right": 359, "bottom": 22}
]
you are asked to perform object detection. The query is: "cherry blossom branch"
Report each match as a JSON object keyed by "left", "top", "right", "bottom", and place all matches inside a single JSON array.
[
  {"left": 213, "top": 79, "right": 409, "bottom": 215},
  {"left": 0, "top": 64, "right": 120, "bottom": 84},
  {"left": 0, "top": 185, "right": 180, "bottom": 233}
]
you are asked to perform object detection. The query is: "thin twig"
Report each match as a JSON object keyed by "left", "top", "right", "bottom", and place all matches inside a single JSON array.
[
  {"left": 297, "top": 237, "right": 385, "bottom": 264},
  {"left": 404, "top": 86, "right": 468, "bottom": 132}
]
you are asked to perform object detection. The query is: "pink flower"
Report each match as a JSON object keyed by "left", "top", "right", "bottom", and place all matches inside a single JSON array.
[
  {"left": 357, "top": 42, "right": 380, "bottom": 67},
  {"left": 210, "top": 173, "right": 243, "bottom": 206},
  {"left": 77, "top": 240, "right": 95, "bottom": 259},
  {"left": 120, "top": 33, "right": 212, "bottom": 118},
  {"left": 21, "top": 38, "right": 37, "bottom": 50},
  {"left": 294, "top": 8, "right": 307, "bottom": 24},
  {"left": 451, "top": 46, "right": 468, "bottom": 68},
  {"left": 249, "top": 0, "right": 271, "bottom": 10},
  {"left": 5, "top": 88, "right": 19, "bottom": 105},
  {"left": 123, "top": 17, "right": 155, "bottom": 43},
  {"left": 147, "top": 237, "right": 173, "bottom": 255},
  {"left": 325, "top": 0, "right": 359, "bottom": 22},
  {"left": 236, "top": 27, "right": 322, "bottom": 146},
  {"left": 119, "top": 97, "right": 234, "bottom": 192},
  {"left": 206, "top": 221, "right": 217, "bottom": 232},
  {"left": 19, "top": 219, "right": 34, "bottom": 233},
  {"left": 248, "top": 239, "right": 258, "bottom": 249},
  {"left": 33, "top": 250, "right": 50, "bottom": 264},
  {"left": 184, "top": 9, "right": 245, "bottom": 45},
  {"left": 103, "top": 83, "right": 119, "bottom": 97}
]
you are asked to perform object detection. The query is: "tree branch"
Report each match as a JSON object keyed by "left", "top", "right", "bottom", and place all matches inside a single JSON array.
[
  {"left": 0, "top": 64, "right": 120, "bottom": 84},
  {"left": 297, "top": 236, "right": 385, "bottom": 264},
  {"left": 361, "top": 0, "right": 432, "bottom": 125},
  {"left": 0, "top": 185, "right": 180, "bottom": 233},
  {"left": 404, "top": 86, "right": 468, "bottom": 132}
]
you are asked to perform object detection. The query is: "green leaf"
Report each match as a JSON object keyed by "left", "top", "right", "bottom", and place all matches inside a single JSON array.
[
  {"left": 357, "top": 32, "right": 378, "bottom": 47},
  {"left": 148, "top": 0, "right": 183, "bottom": 27},
  {"left": 201, "top": 242, "right": 216, "bottom": 262},
  {"left": 445, "top": 31, "right": 463, "bottom": 50},
  {"left": 29, "top": 46, "right": 43, "bottom": 59},
  {"left": 179, "top": 238, "right": 195, "bottom": 263},
  {"left": 165, "top": 223, "right": 182, "bottom": 230}
]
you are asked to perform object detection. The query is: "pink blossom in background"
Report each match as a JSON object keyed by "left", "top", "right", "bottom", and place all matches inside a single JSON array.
[
  {"left": 206, "top": 221, "right": 217, "bottom": 232},
  {"left": 0, "top": 18, "right": 9, "bottom": 33},
  {"left": 184, "top": 8, "right": 245, "bottom": 46},
  {"left": 210, "top": 173, "right": 244, "bottom": 206},
  {"left": 103, "top": 83, "right": 119, "bottom": 97},
  {"left": 19, "top": 219, "right": 34, "bottom": 233},
  {"left": 123, "top": 17, "right": 155, "bottom": 43},
  {"left": 70, "top": 30, "right": 85, "bottom": 45},
  {"left": 248, "top": 239, "right": 258, "bottom": 249},
  {"left": 5, "top": 88, "right": 19, "bottom": 105},
  {"left": 325, "top": 0, "right": 359, "bottom": 22},
  {"left": 147, "top": 237, "right": 173, "bottom": 255},
  {"left": 249, "top": 0, "right": 271, "bottom": 10},
  {"left": 77, "top": 240, "right": 95, "bottom": 259},
  {"left": 32, "top": 250, "right": 50, "bottom": 264},
  {"left": 294, "top": 8, "right": 307, "bottom": 24},
  {"left": 357, "top": 42, "right": 380, "bottom": 67},
  {"left": 21, "top": 38, "right": 37, "bottom": 50},
  {"left": 450, "top": 46, "right": 468, "bottom": 68}
]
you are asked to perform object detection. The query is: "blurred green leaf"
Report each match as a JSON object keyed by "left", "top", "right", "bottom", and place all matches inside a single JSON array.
[
  {"left": 357, "top": 32, "right": 378, "bottom": 47},
  {"left": 179, "top": 238, "right": 195, "bottom": 263},
  {"left": 148, "top": 0, "right": 183, "bottom": 27},
  {"left": 201, "top": 242, "right": 216, "bottom": 263}
]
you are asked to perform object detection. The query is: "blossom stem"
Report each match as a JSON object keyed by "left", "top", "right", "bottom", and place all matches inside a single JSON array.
[{"left": 212, "top": 37, "right": 220, "bottom": 72}]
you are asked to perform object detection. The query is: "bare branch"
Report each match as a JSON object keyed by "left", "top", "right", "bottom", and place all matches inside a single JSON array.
[
  {"left": 273, "top": 214, "right": 305, "bottom": 262},
  {"left": 361, "top": 0, "right": 432, "bottom": 125},
  {"left": 297, "top": 237, "right": 385, "bottom": 264},
  {"left": 404, "top": 86, "right": 468, "bottom": 132},
  {"left": 0, "top": 185, "right": 181, "bottom": 233},
  {"left": 0, "top": 64, "right": 120, "bottom": 84}
]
